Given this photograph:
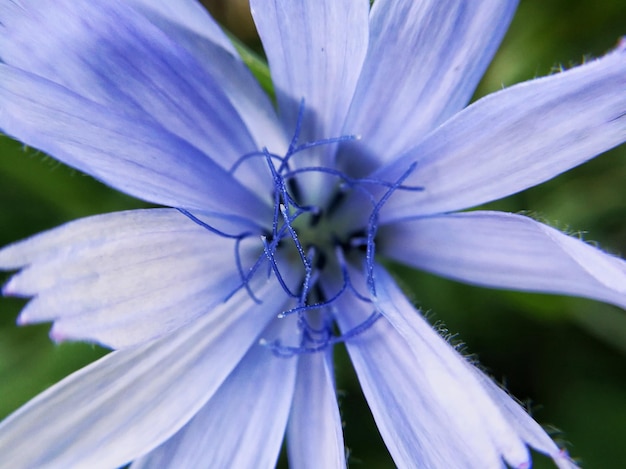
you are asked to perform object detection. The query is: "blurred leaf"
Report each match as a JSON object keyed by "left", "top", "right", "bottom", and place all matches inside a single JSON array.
[
  {"left": 227, "top": 31, "right": 274, "bottom": 100},
  {"left": 570, "top": 303, "right": 626, "bottom": 356}
]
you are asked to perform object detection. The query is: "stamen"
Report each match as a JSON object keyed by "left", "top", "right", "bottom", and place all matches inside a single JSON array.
[
  {"left": 280, "top": 204, "right": 311, "bottom": 272},
  {"left": 224, "top": 247, "right": 273, "bottom": 303},
  {"left": 262, "top": 310, "right": 382, "bottom": 357},
  {"left": 233, "top": 237, "right": 262, "bottom": 304},
  {"left": 284, "top": 166, "right": 423, "bottom": 193},
  {"left": 177, "top": 208, "right": 263, "bottom": 303},
  {"left": 188, "top": 97, "right": 421, "bottom": 355},
  {"left": 279, "top": 245, "right": 371, "bottom": 318},
  {"left": 229, "top": 148, "right": 285, "bottom": 175},
  {"left": 281, "top": 134, "right": 358, "bottom": 173},
  {"left": 278, "top": 99, "right": 360, "bottom": 174},
  {"left": 337, "top": 310, "right": 382, "bottom": 341},
  {"left": 300, "top": 314, "right": 334, "bottom": 344},
  {"left": 176, "top": 208, "right": 252, "bottom": 240},
  {"left": 261, "top": 235, "right": 299, "bottom": 298},
  {"left": 364, "top": 161, "right": 418, "bottom": 296},
  {"left": 334, "top": 245, "right": 371, "bottom": 303},
  {"left": 286, "top": 98, "right": 307, "bottom": 158},
  {"left": 264, "top": 150, "right": 319, "bottom": 239}
]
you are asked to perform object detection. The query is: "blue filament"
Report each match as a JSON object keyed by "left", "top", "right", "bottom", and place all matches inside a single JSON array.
[
  {"left": 176, "top": 208, "right": 252, "bottom": 240},
  {"left": 229, "top": 148, "right": 285, "bottom": 175},
  {"left": 261, "top": 235, "right": 300, "bottom": 299},
  {"left": 262, "top": 310, "right": 382, "bottom": 357},
  {"left": 280, "top": 204, "right": 311, "bottom": 271},
  {"left": 364, "top": 161, "right": 418, "bottom": 296},
  {"left": 279, "top": 246, "right": 370, "bottom": 319},
  {"left": 283, "top": 165, "right": 423, "bottom": 193},
  {"left": 179, "top": 99, "right": 422, "bottom": 355}
]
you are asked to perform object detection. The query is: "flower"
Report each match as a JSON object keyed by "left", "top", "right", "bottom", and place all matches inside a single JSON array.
[{"left": 0, "top": 0, "right": 625, "bottom": 467}]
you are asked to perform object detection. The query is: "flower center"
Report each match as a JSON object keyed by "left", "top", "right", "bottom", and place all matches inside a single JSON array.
[{"left": 178, "top": 101, "right": 421, "bottom": 355}]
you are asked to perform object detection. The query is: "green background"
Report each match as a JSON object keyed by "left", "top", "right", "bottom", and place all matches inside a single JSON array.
[{"left": 1, "top": 0, "right": 625, "bottom": 467}]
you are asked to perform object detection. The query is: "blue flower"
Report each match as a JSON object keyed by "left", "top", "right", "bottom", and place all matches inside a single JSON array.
[{"left": 0, "top": 0, "right": 625, "bottom": 467}]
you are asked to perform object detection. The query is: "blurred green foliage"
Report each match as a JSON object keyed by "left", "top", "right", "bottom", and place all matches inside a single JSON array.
[{"left": 1, "top": 0, "right": 625, "bottom": 467}]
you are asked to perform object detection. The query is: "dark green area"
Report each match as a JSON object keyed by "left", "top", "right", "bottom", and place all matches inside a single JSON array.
[{"left": 1, "top": 0, "right": 625, "bottom": 467}]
